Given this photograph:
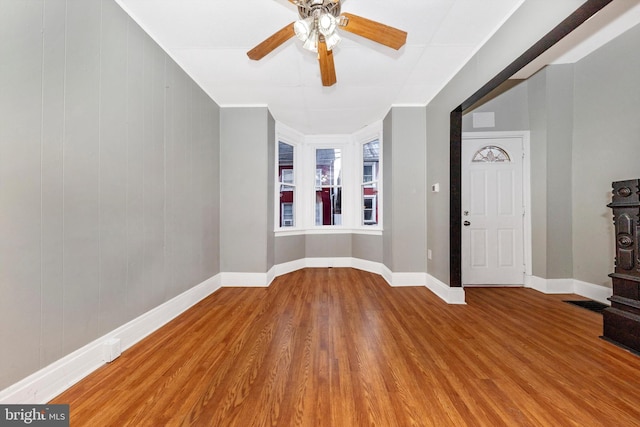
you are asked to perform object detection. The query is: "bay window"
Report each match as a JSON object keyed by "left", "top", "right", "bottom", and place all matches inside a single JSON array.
[{"left": 275, "top": 122, "right": 382, "bottom": 233}]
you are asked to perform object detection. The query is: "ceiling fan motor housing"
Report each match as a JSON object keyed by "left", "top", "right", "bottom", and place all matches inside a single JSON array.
[{"left": 296, "top": 0, "right": 341, "bottom": 19}]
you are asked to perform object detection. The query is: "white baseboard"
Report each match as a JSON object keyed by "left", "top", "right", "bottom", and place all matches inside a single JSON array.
[
  {"left": 379, "top": 265, "right": 465, "bottom": 303},
  {"left": 525, "top": 275, "right": 612, "bottom": 304},
  {"left": 381, "top": 264, "right": 394, "bottom": 285},
  {"left": 389, "top": 272, "right": 428, "bottom": 287},
  {"left": 0, "top": 274, "right": 222, "bottom": 405},
  {"left": 220, "top": 272, "right": 269, "bottom": 287},
  {"left": 427, "top": 274, "right": 466, "bottom": 304},
  {"left": 350, "top": 258, "right": 384, "bottom": 275},
  {"left": 524, "top": 275, "right": 574, "bottom": 294},
  {"left": 304, "top": 257, "right": 353, "bottom": 268},
  {"left": 273, "top": 259, "right": 306, "bottom": 277},
  {"left": 573, "top": 279, "right": 612, "bottom": 305},
  {"left": 274, "top": 257, "right": 382, "bottom": 276}
]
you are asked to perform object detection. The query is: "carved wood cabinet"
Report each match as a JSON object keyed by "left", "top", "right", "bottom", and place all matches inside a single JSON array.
[{"left": 603, "top": 179, "right": 640, "bottom": 353}]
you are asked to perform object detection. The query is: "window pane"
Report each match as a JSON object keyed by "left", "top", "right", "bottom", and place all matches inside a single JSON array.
[
  {"left": 363, "top": 165, "right": 374, "bottom": 183},
  {"left": 281, "top": 169, "right": 293, "bottom": 184},
  {"left": 363, "top": 140, "right": 379, "bottom": 183},
  {"left": 279, "top": 142, "right": 294, "bottom": 182},
  {"left": 280, "top": 185, "right": 294, "bottom": 227},
  {"left": 316, "top": 148, "right": 342, "bottom": 187},
  {"left": 362, "top": 185, "right": 378, "bottom": 225},
  {"left": 315, "top": 187, "right": 342, "bottom": 226},
  {"left": 278, "top": 141, "right": 294, "bottom": 229},
  {"left": 362, "top": 140, "right": 379, "bottom": 225}
]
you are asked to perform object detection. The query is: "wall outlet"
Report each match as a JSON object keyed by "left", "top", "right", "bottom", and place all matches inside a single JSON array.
[{"left": 428, "top": 249, "right": 432, "bottom": 260}]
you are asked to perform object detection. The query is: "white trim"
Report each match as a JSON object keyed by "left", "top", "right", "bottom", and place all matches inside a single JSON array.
[
  {"left": 387, "top": 272, "right": 428, "bottom": 287},
  {"left": 427, "top": 274, "right": 467, "bottom": 304},
  {"left": 274, "top": 259, "right": 307, "bottom": 277},
  {"left": 0, "top": 274, "right": 222, "bottom": 404},
  {"left": 275, "top": 228, "right": 382, "bottom": 236},
  {"left": 380, "top": 265, "right": 425, "bottom": 288},
  {"left": 350, "top": 258, "right": 383, "bottom": 275},
  {"left": 381, "top": 264, "right": 394, "bottom": 285},
  {"left": 266, "top": 265, "right": 277, "bottom": 287},
  {"left": 524, "top": 275, "right": 573, "bottom": 294},
  {"left": 220, "top": 272, "right": 270, "bottom": 287},
  {"left": 524, "top": 275, "right": 612, "bottom": 304},
  {"left": 379, "top": 265, "right": 467, "bottom": 303},
  {"left": 304, "top": 257, "right": 353, "bottom": 268},
  {"left": 573, "top": 279, "right": 612, "bottom": 305}
]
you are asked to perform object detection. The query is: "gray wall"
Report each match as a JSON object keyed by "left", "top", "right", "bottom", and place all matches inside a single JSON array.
[
  {"left": 274, "top": 233, "right": 383, "bottom": 264},
  {"left": 425, "top": 0, "right": 585, "bottom": 285},
  {"left": 0, "top": 0, "right": 220, "bottom": 390},
  {"left": 528, "top": 65, "right": 575, "bottom": 279},
  {"left": 305, "top": 234, "right": 353, "bottom": 258},
  {"left": 220, "top": 107, "right": 274, "bottom": 273},
  {"left": 274, "top": 235, "right": 306, "bottom": 264},
  {"left": 352, "top": 234, "right": 383, "bottom": 264},
  {"left": 383, "top": 107, "right": 427, "bottom": 273},
  {"left": 572, "top": 22, "right": 640, "bottom": 286},
  {"left": 462, "top": 81, "right": 530, "bottom": 132}
]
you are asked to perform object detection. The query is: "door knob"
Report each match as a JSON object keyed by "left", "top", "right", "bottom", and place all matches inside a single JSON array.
[{"left": 463, "top": 221, "right": 471, "bottom": 226}]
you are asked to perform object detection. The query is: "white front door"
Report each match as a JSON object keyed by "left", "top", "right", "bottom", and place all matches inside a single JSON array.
[{"left": 462, "top": 135, "right": 525, "bottom": 286}]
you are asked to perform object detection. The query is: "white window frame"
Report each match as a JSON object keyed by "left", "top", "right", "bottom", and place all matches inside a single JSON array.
[
  {"left": 275, "top": 121, "right": 382, "bottom": 235},
  {"left": 363, "top": 194, "right": 377, "bottom": 224},
  {"left": 275, "top": 131, "right": 302, "bottom": 232},
  {"left": 356, "top": 131, "right": 383, "bottom": 231},
  {"left": 307, "top": 139, "right": 351, "bottom": 231}
]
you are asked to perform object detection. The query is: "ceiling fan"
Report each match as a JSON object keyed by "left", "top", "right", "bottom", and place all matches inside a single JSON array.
[{"left": 247, "top": 0, "right": 407, "bottom": 86}]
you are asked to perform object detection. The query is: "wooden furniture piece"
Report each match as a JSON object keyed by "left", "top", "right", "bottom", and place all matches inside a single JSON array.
[{"left": 603, "top": 179, "right": 640, "bottom": 353}]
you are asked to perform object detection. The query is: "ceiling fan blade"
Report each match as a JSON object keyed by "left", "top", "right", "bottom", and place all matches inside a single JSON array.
[
  {"left": 247, "top": 23, "right": 296, "bottom": 60},
  {"left": 318, "top": 41, "right": 337, "bottom": 87},
  {"left": 339, "top": 13, "right": 407, "bottom": 50}
]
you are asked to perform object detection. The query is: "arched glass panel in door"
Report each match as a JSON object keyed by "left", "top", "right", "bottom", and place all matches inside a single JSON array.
[{"left": 471, "top": 145, "right": 510, "bottom": 163}]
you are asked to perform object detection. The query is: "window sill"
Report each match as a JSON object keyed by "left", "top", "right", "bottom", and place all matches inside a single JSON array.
[{"left": 274, "top": 228, "right": 383, "bottom": 237}]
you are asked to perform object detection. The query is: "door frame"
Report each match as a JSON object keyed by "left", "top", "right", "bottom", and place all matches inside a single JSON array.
[{"left": 462, "top": 131, "right": 532, "bottom": 283}]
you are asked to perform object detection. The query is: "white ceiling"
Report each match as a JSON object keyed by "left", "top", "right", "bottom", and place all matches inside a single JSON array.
[{"left": 115, "top": 0, "right": 640, "bottom": 135}]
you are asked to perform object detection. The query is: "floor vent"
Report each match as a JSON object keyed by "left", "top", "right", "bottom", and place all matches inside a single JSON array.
[{"left": 564, "top": 300, "right": 608, "bottom": 314}]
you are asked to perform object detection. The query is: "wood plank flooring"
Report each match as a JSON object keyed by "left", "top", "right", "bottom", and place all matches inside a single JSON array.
[{"left": 51, "top": 268, "right": 640, "bottom": 426}]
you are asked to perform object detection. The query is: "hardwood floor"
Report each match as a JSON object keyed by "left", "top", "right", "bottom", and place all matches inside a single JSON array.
[{"left": 51, "top": 268, "right": 640, "bottom": 426}]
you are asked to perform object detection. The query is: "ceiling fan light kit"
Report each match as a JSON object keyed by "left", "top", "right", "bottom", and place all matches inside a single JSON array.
[{"left": 247, "top": 0, "right": 407, "bottom": 86}]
